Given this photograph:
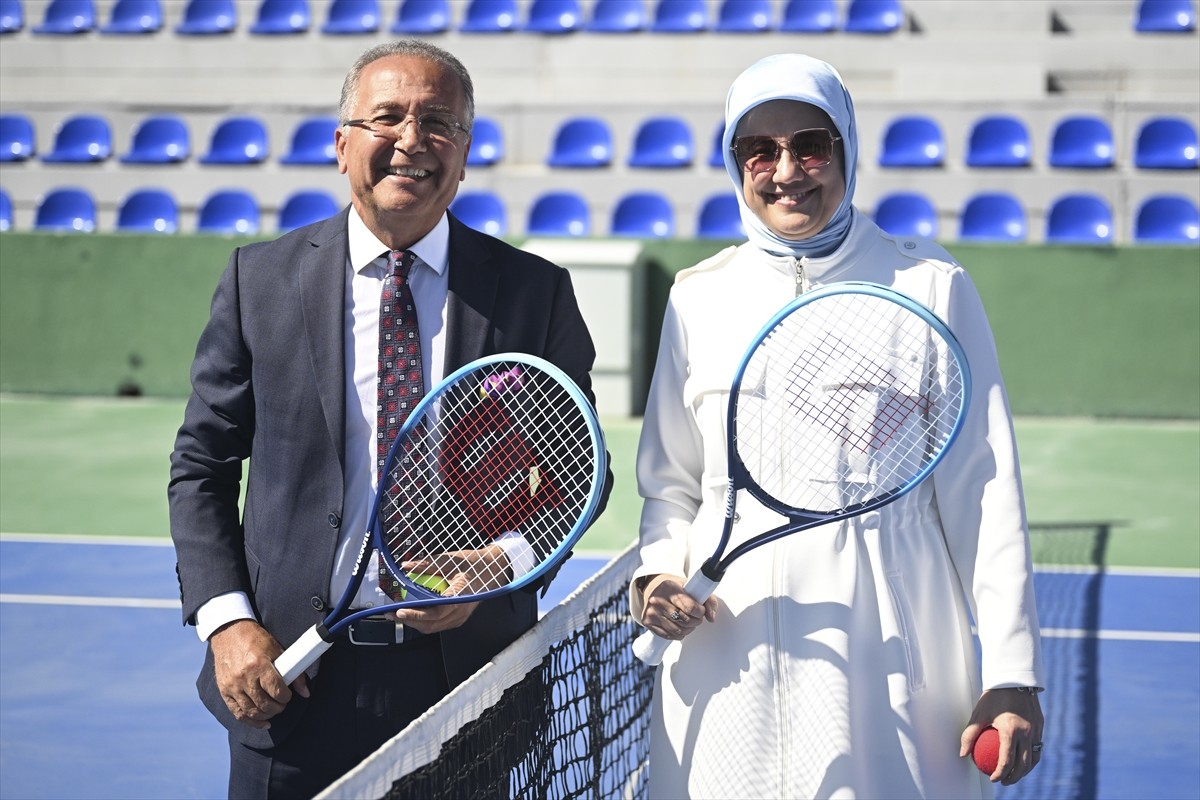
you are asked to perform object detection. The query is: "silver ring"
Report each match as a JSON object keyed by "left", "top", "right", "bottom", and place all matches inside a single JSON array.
[
  {"left": 1032, "top": 742, "right": 1044, "bottom": 753},
  {"left": 669, "top": 609, "right": 683, "bottom": 622}
]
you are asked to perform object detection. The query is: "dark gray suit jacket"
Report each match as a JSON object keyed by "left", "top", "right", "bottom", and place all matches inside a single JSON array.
[{"left": 168, "top": 211, "right": 608, "bottom": 747}]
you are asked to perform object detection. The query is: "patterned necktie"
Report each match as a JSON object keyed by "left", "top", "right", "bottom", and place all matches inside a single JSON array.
[{"left": 377, "top": 249, "right": 424, "bottom": 601}]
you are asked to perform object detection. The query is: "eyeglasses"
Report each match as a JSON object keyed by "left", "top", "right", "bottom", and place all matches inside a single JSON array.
[
  {"left": 731, "top": 128, "right": 842, "bottom": 174},
  {"left": 343, "top": 112, "right": 471, "bottom": 144}
]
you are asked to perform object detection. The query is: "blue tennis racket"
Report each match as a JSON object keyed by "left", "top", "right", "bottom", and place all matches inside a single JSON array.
[
  {"left": 633, "top": 282, "right": 971, "bottom": 666},
  {"left": 276, "top": 353, "right": 607, "bottom": 684}
]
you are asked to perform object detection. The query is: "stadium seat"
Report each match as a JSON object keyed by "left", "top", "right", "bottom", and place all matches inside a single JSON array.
[
  {"left": 715, "top": 0, "right": 773, "bottom": 32},
  {"left": 466, "top": 117, "right": 503, "bottom": 166},
  {"left": 525, "top": 0, "right": 582, "bottom": 32},
  {"left": 200, "top": 117, "right": 270, "bottom": 164},
  {"left": 175, "top": 0, "right": 236, "bottom": 34},
  {"left": 1134, "top": 117, "right": 1199, "bottom": 169},
  {"left": 1045, "top": 194, "right": 1113, "bottom": 245},
  {"left": 250, "top": 0, "right": 310, "bottom": 34},
  {"left": 526, "top": 191, "right": 590, "bottom": 237},
  {"left": 587, "top": 0, "right": 646, "bottom": 32},
  {"left": 116, "top": 189, "right": 178, "bottom": 234},
  {"left": 611, "top": 192, "right": 674, "bottom": 237},
  {"left": 844, "top": 0, "right": 903, "bottom": 33},
  {"left": 873, "top": 192, "right": 938, "bottom": 238},
  {"left": 958, "top": 192, "right": 1026, "bottom": 242},
  {"left": 780, "top": 0, "right": 838, "bottom": 32},
  {"left": 0, "top": 0, "right": 24, "bottom": 34},
  {"left": 100, "top": 0, "right": 161, "bottom": 33},
  {"left": 965, "top": 115, "right": 1032, "bottom": 168},
  {"left": 709, "top": 122, "right": 726, "bottom": 167},
  {"left": 878, "top": 116, "right": 944, "bottom": 167},
  {"left": 390, "top": 0, "right": 448, "bottom": 32},
  {"left": 1049, "top": 115, "right": 1115, "bottom": 169},
  {"left": 651, "top": 0, "right": 707, "bottom": 32},
  {"left": 43, "top": 114, "right": 112, "bottom": 163},
  {"left": 280, "top": 116, "right": 338, "bottom": 165},
  {"left": 197, "top": 190, "right": 260, "bottom": 235},
  {"left": 279, "top": 189, "right": 340, "bottom": 231},
  {"left": 1134, "top": 195, "right": 1199, "bottom": 243},
  {"left": 547, "top": 117, "right": 613, "bottom": 168},
  {"left": 0, "top": 113, "right": 36, "bottom": 162},
  {"left": 33, "top": 0, "right": 94, "bottom": 34},
  {"left": 121, "top": 115, "right": 190, "bottom": 163},
  {"left": 628, "top": 116, "right": 693, "bottom": 168},
  {"left": 323, "top": 0, "right": 379, "bottom": 33},
  {"left": 0, "top": 189, "right": 12, "bottom": 231},
  {"left": 459, "top": 0, "right": 518, "bottom": 32},
  {"left": 34, "top": 188, "right": 96, "bottom": 232},
  {"left": 1134, "top": 0, "right": 1196, "bottom": 32},
  {"left": 696, "top": 194, "right": 743, "bottom": 239},
  {"left": 450, "top": 191, "right": 506, "bottom": 235}
]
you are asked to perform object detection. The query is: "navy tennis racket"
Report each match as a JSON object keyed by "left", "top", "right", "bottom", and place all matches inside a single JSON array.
[
  {"left": 276, "top": 354, "right": 607, "bottom": 685},
  {"left": 633, "top": 282, "right": 971, "bottom": 666}
]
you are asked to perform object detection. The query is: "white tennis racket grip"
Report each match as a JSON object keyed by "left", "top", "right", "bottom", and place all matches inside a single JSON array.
[
  {"left": 273, "top": 625, "right": 333, "bottom": 686},
  {"left": 632, "top": 571, "right": 721, "bottom": 666}
]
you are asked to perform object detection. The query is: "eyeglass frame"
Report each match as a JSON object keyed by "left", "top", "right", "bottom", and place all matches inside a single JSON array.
[
  {"left": 342, "top": 111, "right": 472, "bottom": 144},
  {"left": 731, "top": 128, "right": 843, "bottom": 174}
]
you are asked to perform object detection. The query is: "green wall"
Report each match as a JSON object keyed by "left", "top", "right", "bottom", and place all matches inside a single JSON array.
[{"left": 2, "top": 232, "right": 1197, "bottom": 418}]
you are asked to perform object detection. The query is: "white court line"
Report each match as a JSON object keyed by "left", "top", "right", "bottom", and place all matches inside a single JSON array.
[
  {"left": 0, "top": 593, "right": 180, "bottom": 609},
  {"left": 0, "top": 532, "right": 176, "bottom": 546},
  {"left": 1039, "top": 626, "right": 1200, "bottom": 643}
]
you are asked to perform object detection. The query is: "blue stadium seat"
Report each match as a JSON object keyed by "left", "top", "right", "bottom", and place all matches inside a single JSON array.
[
  {"left": 878, "top": 116, "right": 944, "bottom": 167},
  {"left": 176, "top": 0, "right": 236, "bottom": 34},
  {"left": 0, "top": 0, "right": 24, "bottom": 34},
  {"left": 323, "top": 0, "right": 379, "bottom": 33},
  {"left": 587, "top": 0, "right": 646, "bottom": 31},
  {"left": 35, "top": 188, "right": 96, "bottom": 232},
  {"left": 43, "top": 115, "right": 112, "bottom": 163},
  {"left": 197, "top": 190, "right": 260, "bottom": 235},
  {"left": 965, "top": 115, "right": 1032, "bottom": 168},
  {"left": 1134, "top": 117, "right": 1199, "bottom": 169},
  {"left": 450, "top": 191, "right": 507, "bottom": 235},
  {"left": 526, "top": 191, "right": 590, "bottom": 237},
  {"left": 628, "top": 116, "right": 693, "bottom": 168},
  {"left": 611, "top": 192, "right": 674, "bottom": 237},
  {"left": 1134, "top": 195, "right": 1199, "bottom": 243},
  {"left": 116, "top": 189, "right": 178, "bottom": 234},
  {"left": 780, "top": 0, "right": 838, "bottom": 31},
  {"left": 280, "top": 116, "right": 338, "bottom": 165},
  {"left": 844, "top": 0, "right": 902, "bottom": 33},
  {"left": 525, "top": 0, "right": 582, "bottom": 32},
  {"left": 1049, "top": 115, "right": 1115, "bottom": 169},
  {"left": 696, "top": 194, "right": 743, "bottom": 239},
  {"left": 1045, "top": 194, "right": 1113, "bottom": 245},
  {"left": 121, "top": 115, "right": 190, "bottom": 163},
  {"left": 0, "top": 113, "right": 36, "bottom": 162},
  {"left": 100, "top": 0, "right": 161, "bottom": 33},
  {"left": 0, "top": 189, "right": 12, "bottom": 231},
  {"left": 459, "top": 0, "right": 518, "bottom": 32},
  {"left": 391, "top": 0, "right": 448, "bottom": 32},
  {"left": 651, "top": 0, "right": 707, "bottom": 32},
  {"left": 873, "top": 192, "right": 938, "bottom": 238},
  {"left": 279, "top": 189, "right": 340, "bottom": 231},
  {"left": 466, "top": 117, "right": 503, "bottom": 166},
  {"left": 1134, "top": 0, "right": 1196, "bottom": 31},
  {"left": 33, "top": 0, "right": 94, "bottom": 34},
  {"left": 715, "top": 0, "right": 772, "bottom": 32},
  {"left": 547, "top": 117, "right": 613, "bottom": 168},
  {"left": 250, "top": 0, "right": 310, "bottom": 34},
  {"left": 200, "top": 117, "right": 269, "bottom": 164},
  {"left": 708, "top": 122, "right": 726, "bottom": 167},
  {"left": 958, "top": 192, "right": 1026, "bottom": 242}
]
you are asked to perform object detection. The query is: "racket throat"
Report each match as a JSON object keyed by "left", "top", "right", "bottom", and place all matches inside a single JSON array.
[{"left": 700, "top": 556, "right": 726, "bottom": 583}]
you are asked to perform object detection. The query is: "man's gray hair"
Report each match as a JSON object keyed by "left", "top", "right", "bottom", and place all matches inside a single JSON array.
[{"left": 338, "top": 39, "right": 475, "bottom": 131}]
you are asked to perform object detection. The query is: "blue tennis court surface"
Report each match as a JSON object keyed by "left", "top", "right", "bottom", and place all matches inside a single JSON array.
[{"left": 1, "top": 536, "right": 1198, "bottom": 799}]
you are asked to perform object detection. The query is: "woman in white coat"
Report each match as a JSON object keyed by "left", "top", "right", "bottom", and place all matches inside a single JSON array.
[{"left": 631, "top": 53, "right": 1045, "bottom": 799}]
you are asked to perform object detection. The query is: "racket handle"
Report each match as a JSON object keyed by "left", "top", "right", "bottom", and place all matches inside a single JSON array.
[
  {"left": 273, "top": 624, "right": 333, "bottom": 686},
  {"left": 631, "top": 570, "right": 720, "bottom": 667}
]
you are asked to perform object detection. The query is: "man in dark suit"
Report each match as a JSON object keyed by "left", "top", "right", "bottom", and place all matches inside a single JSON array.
[{"left": 168, "top": 39, "right": 610, "bottom": 798}]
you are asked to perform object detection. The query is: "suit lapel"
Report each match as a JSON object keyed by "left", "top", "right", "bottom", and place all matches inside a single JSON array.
[{"left": 444, "top": 215, "right": 499, "bottom": 372}]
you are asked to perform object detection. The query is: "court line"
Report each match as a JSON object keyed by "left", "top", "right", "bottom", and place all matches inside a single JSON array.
[{"left": 1, "top": 593, "right": 180, "bottom": 609}]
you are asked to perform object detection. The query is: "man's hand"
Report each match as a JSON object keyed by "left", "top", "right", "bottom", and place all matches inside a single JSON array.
[
  {"left": 960, "top": 688, "right": 1044, "bottom": 785},
  {"left": 394, "top": 545, "right": 512, "bottom": 634},
  {"left": 210, "top": 619, "right": 309, "bottom": 729}
]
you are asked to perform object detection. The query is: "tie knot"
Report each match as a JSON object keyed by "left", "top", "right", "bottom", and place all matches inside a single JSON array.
[{"left": 387, "top": 250, "right": 414, "bottom": 280}]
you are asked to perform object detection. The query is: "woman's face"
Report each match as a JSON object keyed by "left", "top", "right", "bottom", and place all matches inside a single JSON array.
[{"left": 734, "top": 100, "right": 846, "bottom": 242}]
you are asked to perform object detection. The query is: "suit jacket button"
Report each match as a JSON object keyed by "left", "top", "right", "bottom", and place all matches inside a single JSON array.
[
  {"left": 310, "top": 596, "right": 325, "bottom": 611},
  {"left": 327, "top": 512, "right": 340, "bottom": 528}
]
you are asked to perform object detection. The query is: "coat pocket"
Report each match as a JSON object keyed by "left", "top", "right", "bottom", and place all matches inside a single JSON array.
[{"left": 885, "top": 570, "right": 926, "bottom": 692}]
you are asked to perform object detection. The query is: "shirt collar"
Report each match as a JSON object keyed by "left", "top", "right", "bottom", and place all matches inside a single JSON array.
[{"left": 347, "top": 206, "right": 450, "bottom": 277}]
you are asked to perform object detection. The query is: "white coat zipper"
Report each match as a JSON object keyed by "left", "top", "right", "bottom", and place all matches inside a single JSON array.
[
  {"left": 792, "top": 256, "right": 811, "bottom": 296},
  {"left": 773, "top": 547, "right": 790, "bottom": 794}
]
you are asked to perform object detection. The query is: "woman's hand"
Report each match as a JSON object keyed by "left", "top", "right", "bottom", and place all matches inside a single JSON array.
[{"left": 639, "top": 574, "right": 719, "bottom": 640}]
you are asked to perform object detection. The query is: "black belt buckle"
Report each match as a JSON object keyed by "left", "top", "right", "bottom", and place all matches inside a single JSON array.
[{"left": 348, "top": 615, "right": 404, "bottom": 646}]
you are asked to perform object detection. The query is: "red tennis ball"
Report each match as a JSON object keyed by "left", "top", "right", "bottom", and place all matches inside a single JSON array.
[{"left": 972, "top": 726, "right": 1000, "bottom": 775}]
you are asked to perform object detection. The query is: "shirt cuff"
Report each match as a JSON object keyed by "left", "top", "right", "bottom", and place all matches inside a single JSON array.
[
  {"left": 194, "top": 591, "right": 256, "bottom": 642},
  {"left": 495, "top": 531, "right": 537, "bottom": 580}
]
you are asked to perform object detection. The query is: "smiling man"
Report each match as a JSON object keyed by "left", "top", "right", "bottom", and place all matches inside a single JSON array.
[{"left": 168, "top": 40, "right": 609, "bottom": 798}]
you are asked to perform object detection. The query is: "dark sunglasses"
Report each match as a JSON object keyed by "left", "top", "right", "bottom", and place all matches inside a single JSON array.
[{"left": 731, "top": 128, "right": 842, "bottom": 173}]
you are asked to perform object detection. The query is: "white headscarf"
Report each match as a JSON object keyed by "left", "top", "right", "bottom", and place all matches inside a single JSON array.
[{"left": 722, "top": 54, "right": 858, "bottom": 258}]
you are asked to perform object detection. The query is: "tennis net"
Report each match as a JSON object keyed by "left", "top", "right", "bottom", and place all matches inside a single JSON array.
[{"left": 317, "top": 543, "right": 652, "bottom": 800}]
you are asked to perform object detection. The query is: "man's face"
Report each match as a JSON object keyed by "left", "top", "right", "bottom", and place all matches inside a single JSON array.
[{"left": 336, "top": 54, "right": 472, "bottom": 248}]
